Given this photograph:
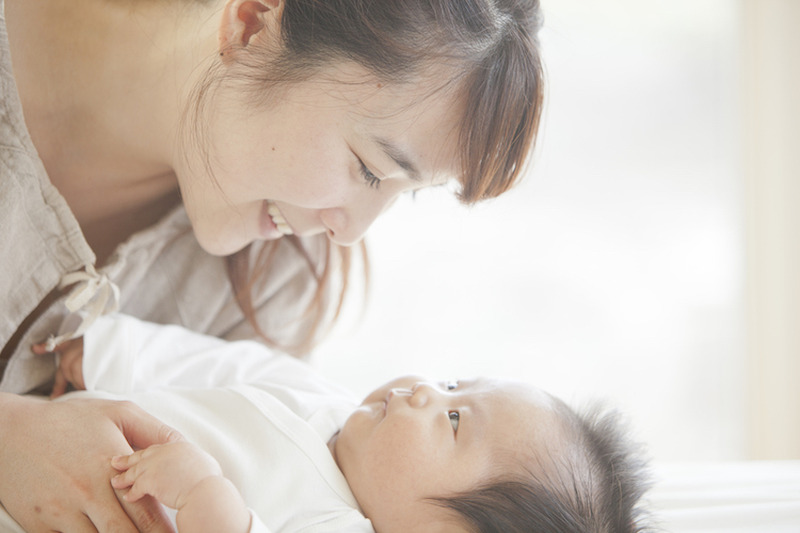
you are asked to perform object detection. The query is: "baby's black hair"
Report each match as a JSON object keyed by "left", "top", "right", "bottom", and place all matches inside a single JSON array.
[{"left": 430, "top": 404, "right": 653, "bottom": 533}]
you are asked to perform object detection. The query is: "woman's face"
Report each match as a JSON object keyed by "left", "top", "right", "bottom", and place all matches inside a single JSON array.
[{"left": 174, "top": 64, "right": 462, "bottom": 255}]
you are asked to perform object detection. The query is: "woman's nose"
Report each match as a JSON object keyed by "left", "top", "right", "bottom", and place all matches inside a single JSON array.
[{"left": 320, "top": 194, "right": 399, "bottom": 246}]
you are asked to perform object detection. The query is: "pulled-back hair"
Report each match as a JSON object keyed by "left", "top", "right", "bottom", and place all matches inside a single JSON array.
[
  {"left": 431, "top": 406, "right": 653, "bottom": 533},
  {"left": 218, "top": 0, "right": 545, "bottom": 353}
]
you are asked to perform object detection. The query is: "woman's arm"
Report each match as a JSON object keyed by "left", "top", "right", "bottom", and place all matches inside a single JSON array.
[{"left": 0, "top": 392, "right": 181, "bottom": 533}]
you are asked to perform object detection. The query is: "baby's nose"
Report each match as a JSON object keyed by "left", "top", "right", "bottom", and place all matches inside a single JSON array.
[{"left": 409, "top": 382, "right": 438, "bottom": 408}]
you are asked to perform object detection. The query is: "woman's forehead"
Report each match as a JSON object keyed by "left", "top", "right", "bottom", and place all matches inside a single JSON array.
[
  {"left": 290, "top": 61, "right": 464, "bottom": 167},
  {"left": 360, "top": 88, "right": 463, "bottom": 179}
]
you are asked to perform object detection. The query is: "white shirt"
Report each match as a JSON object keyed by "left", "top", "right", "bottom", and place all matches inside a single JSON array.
[
  {"left": 85, "top": 315, "right": 374, "bottom": 533},
  {"left": 0, "top": 315, "right": 374, "bottom": 533}
]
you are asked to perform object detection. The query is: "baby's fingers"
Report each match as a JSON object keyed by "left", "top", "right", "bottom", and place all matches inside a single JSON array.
[
  {"left": 110, "top": 458, "right": 152, "bottom": 503},
  {"left": 111, "top": 469, "right": 135, "bottom": 491},
  {"left": 111, "top": 450, "right": 145, "bottom": 472},
  {"left": 111, "top": 471, "right": 149, "bottom": 503},
  {"left": 110, "top": 449, "right": 154, "bottom": 501}
]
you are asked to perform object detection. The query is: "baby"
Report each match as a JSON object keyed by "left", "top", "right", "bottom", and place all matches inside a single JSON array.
[{"left": 29, "top": 314, "right": 650, "bottom": 533}]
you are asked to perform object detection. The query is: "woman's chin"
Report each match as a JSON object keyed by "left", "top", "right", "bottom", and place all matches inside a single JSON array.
[{"left": 194, "top": 231, "right": 254, "bottom": 257}]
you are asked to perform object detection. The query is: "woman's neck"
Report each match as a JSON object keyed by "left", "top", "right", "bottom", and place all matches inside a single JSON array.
[
  {"left": 5, "top": 0, "right": 221, "bottom": 260},
  {"left": 5, "top": 0, "right": 222, "bottom": 260}
]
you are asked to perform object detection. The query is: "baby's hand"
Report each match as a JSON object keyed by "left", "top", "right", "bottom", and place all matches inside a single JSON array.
[
  {"left": 31, "top": 337, "right": 86, "bottom": 399},
  {"left": 111, "top": 441, "right": 223, "bottom": 510},
  {"left": 111, "top": 441, "right": 251, "bottom": 533}
]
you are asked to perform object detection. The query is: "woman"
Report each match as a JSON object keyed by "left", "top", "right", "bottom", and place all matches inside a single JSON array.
[{"left": 0, "top": 0, "right": 544, "bottom": 531}]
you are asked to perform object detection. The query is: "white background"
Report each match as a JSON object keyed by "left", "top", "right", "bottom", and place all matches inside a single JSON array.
[{"left": 316, "top": 0, "right": 744, "bottom": 462}]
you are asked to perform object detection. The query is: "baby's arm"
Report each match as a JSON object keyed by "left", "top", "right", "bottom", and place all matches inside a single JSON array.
[{"left": 111, "top": 441, "right": 251, "bottom": 533}]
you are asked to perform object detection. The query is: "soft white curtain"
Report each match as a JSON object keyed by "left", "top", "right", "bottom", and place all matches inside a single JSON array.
[{"left": 742, "top": 0, "right": 800, "bottom": 460}]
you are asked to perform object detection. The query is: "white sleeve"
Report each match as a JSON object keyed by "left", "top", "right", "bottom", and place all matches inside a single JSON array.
[{"left": 82, "top": 313, "right": 292, "bottom": 394}]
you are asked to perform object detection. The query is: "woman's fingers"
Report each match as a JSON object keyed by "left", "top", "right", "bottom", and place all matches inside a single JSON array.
[
  {"left": 82, "top": 487, "right": 171, "bottom": 533},
  {"left": 111, "top": 401, "right": 184, "bottom": 450},
  {"left": 30, "top": 342, "right": 49, "bottom": 355},
  {"left": 49, "top": 511, "right": 100, "bottom": 533},
  {"left": 61, "top": 345, "right": 85, "bottom": 389},
  {"left": 113, "top": 493, "right": 174, "bottom": 533},
  {"left": 32, "top": 337, "right": 87, "bottom": 397},
  {"left": 51, "top": 367, "right": 69, "bottom": 398},
  {"left": 18, "top": 472, "right": 138, "bottom": 533}
]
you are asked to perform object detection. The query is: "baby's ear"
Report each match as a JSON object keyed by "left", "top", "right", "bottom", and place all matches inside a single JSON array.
[{"left": 218, "top": 0, "right": 282, "bottom": 58}]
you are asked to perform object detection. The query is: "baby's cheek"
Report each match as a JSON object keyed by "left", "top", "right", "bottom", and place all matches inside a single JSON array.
[{"left": 378, "top": 417, "right": 439, "bottom": 468}]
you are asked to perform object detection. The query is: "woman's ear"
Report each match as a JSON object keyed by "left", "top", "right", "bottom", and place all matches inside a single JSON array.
[{"left": 219, "top": 0, "right": 282, "bottom": 57}]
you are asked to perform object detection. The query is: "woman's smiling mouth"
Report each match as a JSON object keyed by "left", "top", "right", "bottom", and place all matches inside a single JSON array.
[{"left": 266, "top": 201, "right": 294, "bottom": 236}]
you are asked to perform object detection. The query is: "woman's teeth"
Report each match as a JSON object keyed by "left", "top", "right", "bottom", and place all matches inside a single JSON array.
[{"left": 267, "top": 203, "right": 294, "bottom": 235}]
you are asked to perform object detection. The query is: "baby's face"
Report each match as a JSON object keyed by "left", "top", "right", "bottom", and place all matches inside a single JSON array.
[{"left": 331, "top": 376, "right": 567, "bottom": 532}]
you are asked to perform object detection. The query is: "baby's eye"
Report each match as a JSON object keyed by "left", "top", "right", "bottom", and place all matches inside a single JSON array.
[
  {"left": 446, "top": 381, "right": 459, "bottom": 391},
  {"left": 448, "top": 411, "right": 460, "bottom": 432}
]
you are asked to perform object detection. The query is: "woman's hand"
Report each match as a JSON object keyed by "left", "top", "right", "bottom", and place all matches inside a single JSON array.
[{"left": 0, "top": 393, "right": 181, "bottom": 533}]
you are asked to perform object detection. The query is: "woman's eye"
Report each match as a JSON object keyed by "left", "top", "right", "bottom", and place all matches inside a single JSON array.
[
  {"left": 448, "top": 411, "right": 460, "bottom": 432},
  {"left": 446, "top": 381, "right": 459, "bottom": 391},
  {"left": 358, "top": 159, "right": 381, "bottom": 190}
]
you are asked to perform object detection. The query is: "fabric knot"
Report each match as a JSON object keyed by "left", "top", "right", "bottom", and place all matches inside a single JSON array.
[{"left": 43, "top": 264, "right": 120, "bottom": 351}]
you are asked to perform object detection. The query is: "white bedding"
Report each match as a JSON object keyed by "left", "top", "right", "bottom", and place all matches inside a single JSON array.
[
  {"left": 2, "top": 460, "right": 799, "bottom": 532},
  {"left": 649, "top": 461, "right": 800, "bottom": 532}
]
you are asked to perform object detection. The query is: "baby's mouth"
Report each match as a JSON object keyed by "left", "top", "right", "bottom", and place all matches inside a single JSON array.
[{"left": 267, "top": 201, "right": 294, "bottom": 236}]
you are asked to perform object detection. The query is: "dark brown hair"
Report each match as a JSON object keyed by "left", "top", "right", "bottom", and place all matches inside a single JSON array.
[
  {"left": 432, "top": 406, "right": 653, "bottom": 533},
  {"left": 220, "top": 0, "right": 545, "bottom": 354}
]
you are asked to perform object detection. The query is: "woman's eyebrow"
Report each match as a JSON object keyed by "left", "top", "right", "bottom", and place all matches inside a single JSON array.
[{"left": 373, "top": 136, "right": 421, "bottom": 181}]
